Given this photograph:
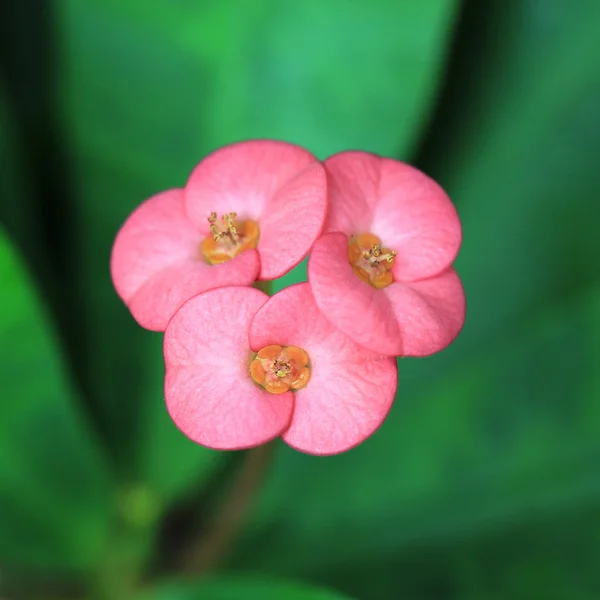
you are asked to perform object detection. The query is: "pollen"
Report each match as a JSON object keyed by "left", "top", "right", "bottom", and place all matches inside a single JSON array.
[
  {"left": 348, "top": 233, "right": 396, "bottom": 290},
  {"left": 200, "top": 211, "right": 259, "bottom": 265},
  {"left": 250, "top": 344, "right": 311, "bottom": 394}
]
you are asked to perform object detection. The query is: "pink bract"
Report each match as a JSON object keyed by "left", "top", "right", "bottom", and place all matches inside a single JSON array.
[
  {"left": 111, "top": 140, "right": 327, "bottom": 331},
  {"left": 309, "top": 151, "right": 465, "bottom": 357},
  {"left": 110, "top": 189, "right": 260, "bottom": 331},
  {"left": 163, "top": 284, "right": 397, "bottom": 455},
  {"left": 185, "top": 139, "right": 327, "bottom": 280}
]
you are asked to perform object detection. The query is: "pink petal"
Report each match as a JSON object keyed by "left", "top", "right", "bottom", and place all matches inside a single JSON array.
[
  {"left": 373, "top": 160, "right": 461, "bottom": 280},
  {"left": 128, "top": 250, "right": 259, "bottom": 331},
  {"left": 257, "top": 161, "right": 327, "bottom": 279},
  {"left": 184, "top": 140, "right": 320, "bottom": 236},
  {"left": 383, "top": 268, "right": 466, "bottom": 357},
  {"left": 164, "top": 287, "right": 293, "bottom": 451},
  {"left": 109, "top": 188, "right": 259, "bottom": 332},
  {"left": 284, "top": 353, "right": 397, "bottom": 455},
  {"left": 248, "top": 282, "right": 397, "bottom": 455},
  {"left": 110, "top": 189, "right": 199, "bottom": 303},
  {"left": 323, "top": 151, "right": 382, "bottom": 235},
  {"left": 307, "top": 232, "right": 403, "bottom": 355},
  {"left": 324, "top": 152, "right": 462, "bottom": 280}
]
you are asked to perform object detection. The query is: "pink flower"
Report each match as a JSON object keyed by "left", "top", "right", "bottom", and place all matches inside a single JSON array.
[
  {"left": 308, "top": 151, "right": 465, "bottom": 357},
  {"left": 110, "top": 140, "right": 327, "bottom": 331},
  {"left": 163, "top": 283, "right": 397, "bottom": 455}
]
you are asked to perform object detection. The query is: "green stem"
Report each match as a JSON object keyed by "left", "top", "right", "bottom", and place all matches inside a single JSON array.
[{"left": 179, "top": 441, "right": 276, "bottom": 575}]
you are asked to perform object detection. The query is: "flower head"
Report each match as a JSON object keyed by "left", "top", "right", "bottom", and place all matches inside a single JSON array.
[
  {"left": 110, "top": 140, "right": 327, "bottom": 331},
  {"left": 163, "top": 283, "right": 397, "bottom": 455},
  {"left": 309, "top": 151, "right": 465, "bottom": 356}
]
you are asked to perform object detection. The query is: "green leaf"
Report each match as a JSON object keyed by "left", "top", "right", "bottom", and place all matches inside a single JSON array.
[
  {"left": 454, "top": 505, "right": 600, "bottom": 600},
  {"left": 321, "top": 499, "right": 600, "bottom": 599},
  {"left": 54, "top": 0, "right": 457, "bottom": 496},
  {"left": 60, "top": 157, "right": 221, "bottom": 505},
  {"left": 433, "top": 0, "right": 600, "bottom": 352},
  {"left": 0, "top": 227, "right": 112, "bottom": 569},
  {"left": 59, "top": 0, "right": 458, "bottom": 166},
  {"left": 139, "top": 575, "right": 355, "bottom": 600},
  {"left": 0, "top": 87, "right": 28, "bottom": 247},
  {"left": 0, "top": 85, "right": 47, "bottom": 282},
  {"left": 231, "top": 0, "right": 600, "bottom": 584}
]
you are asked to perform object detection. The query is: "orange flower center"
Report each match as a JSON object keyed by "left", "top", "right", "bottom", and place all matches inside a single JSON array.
[
  {"left": 348, "top": 233, "right": 397, "bottom": 289},
  {"left": 250, "top": 344, "right": 311, "bottom": 394},
  {"left": 200, "top": 211, "right": 260, "bottom": 265}
]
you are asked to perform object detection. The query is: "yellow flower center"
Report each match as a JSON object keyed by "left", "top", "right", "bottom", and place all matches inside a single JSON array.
[
  {"left": 250, "top": 344, "right": 311, "bottom": 394},
  {"left": 348, "top": 233, "right": 397, "bottom": 289},
  {"left": 200, "top": 211, "right": 260, "bottom": 265}
]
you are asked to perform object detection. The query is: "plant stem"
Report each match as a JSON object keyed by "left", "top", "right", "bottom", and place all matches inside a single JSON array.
[{"left": 180, "top": 441, "right": 276, "bottom": 575}]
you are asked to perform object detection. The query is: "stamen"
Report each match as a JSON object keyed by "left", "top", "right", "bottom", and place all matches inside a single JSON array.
[
  {"left": 348, "top": 233, "right": 397, "bottom": 290},
  {"left": 250, "top": 344, "right": 311, "bottom": 394},
  {"left": 200, "top": 210, "right": 260, "bottom": 265},
  {"left": 273, "top": 359, "right": 291, "bottom": 378},
  {"left": 210, "top": 224, "right": 223, "bottom": 240}
]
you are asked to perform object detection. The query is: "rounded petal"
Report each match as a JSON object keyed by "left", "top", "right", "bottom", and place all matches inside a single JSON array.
[
  {"left": 371, "top": 158, "right": 461, "bottom": 280},
  {"left": 324, "top": 151, "right": 461, "bottom": 281},
  {"left": 307, "top": 232, "right": 403, "bottom": 355},
  {"left": 164, "top": 287, "right": 293, "bottom": 451},
  {"left": 110, "top": 189, "right": 259, "bottom": 331},
  {"left": 128, "top": 249, "right": 260, "bottom": 331},
  {"left": 257, "top": 161, "right": 327, "bottom": 279},
  {"left": 383, "top": 268, "right": 466, "bottom": 357},
  {"left": 283, "top": 353, "right": 397, "bottom": 455},
  {"left": 248, "top": 282, "right": 397, "bottom": 455},
  {"left": 110, "top": 188, "right": 199, "bottom": 304},
  {"left": 323, "top": 151, "right": 382, "bottom": 235},
  {"left": 185, "top": 140, "right": 320, "bottom": 234}
]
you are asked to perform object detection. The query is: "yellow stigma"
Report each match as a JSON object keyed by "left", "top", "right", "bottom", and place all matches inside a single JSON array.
[
  {"left": 348, "top": 233, "right": 397, "bottom": 289},
  {"left": 201, "top": 211, "right": 259, "bottom": 265},
  {"left": 250, "top": 344, "right": 311, "bottom": 394}
]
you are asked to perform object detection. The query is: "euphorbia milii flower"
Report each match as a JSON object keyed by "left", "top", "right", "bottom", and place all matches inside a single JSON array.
[
  {"left": 111, "top": 140, "right": 327, "bottom": 331},
  {"left": 163, "top": 283, "right": 397, "bottom": 455},
  {"left": 309, "top": 151, "right": 465, "bottom": 357}
]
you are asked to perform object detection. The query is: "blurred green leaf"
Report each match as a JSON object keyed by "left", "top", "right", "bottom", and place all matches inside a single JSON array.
[
  {"left": 54, "top": 0, "right": 457, "bottom": 496},
  {"left": 323, "top": 499, "right": 600, "bottom": 600},
  {"left": 0, "top": 87, "right": 28, "bottom": 244},
  {"left": 231, "top": 0, "right": 600, "bottom": 584},
  {"left": 139, "top": 575, "right": 355, "bottom": 600},
  {"left": 59, "top": 0, "right": 458, "bottom": 166},
  {"left": 59, "top": 156, "right": 221, "bottom": 505},
  {"left": 438, "top": 0, "right": 600, "bottom": 352},
  {"left": 0, "top": 227, "right": 112, "bottom": 569},
  {"left": 0, "top": 86, "right": 45, "bottom": 279},
  {"left": 455, "top": 505, "right": 600, "bottom": 600}
]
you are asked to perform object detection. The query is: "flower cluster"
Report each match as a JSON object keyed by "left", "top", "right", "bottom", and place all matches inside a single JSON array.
[{"left": 111, "top": 140, "right": 464, "bottom": 455}]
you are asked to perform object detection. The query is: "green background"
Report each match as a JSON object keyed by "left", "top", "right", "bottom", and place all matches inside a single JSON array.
[{"left": 1, "top": 0, "right": 599, "bottom": 598}]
